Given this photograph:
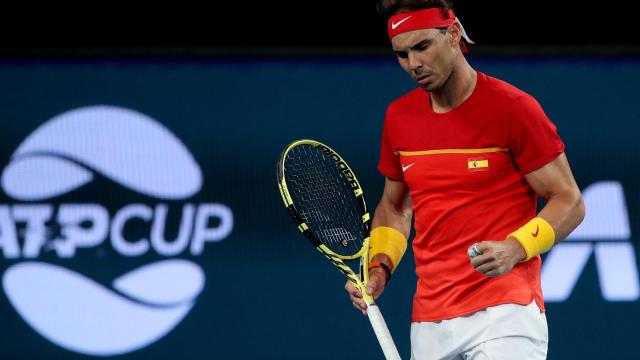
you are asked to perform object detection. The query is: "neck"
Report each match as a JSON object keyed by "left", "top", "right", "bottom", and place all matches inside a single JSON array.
[{"left": 430, "top": 58, "right": 477, "bottom": 113}]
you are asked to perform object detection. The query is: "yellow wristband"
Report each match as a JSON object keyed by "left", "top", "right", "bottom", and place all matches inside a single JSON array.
[
  {"left": 369, "top": 226, "right": 407, "bottom": 272},
  {"left": 508, "top": 217, "right": 556, "bottom": 261}
]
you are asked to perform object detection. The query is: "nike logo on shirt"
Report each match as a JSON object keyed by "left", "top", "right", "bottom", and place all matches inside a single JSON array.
[
  {"left": 402, "top": 163, "right": 415, "bottom": 172},
  {"left": 391, "top": 16, "right": 412, "bottom": 29}
]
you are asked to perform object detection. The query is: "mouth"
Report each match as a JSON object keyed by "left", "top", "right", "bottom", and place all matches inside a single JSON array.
[
  {"left": 415, "top": 74, "right": 431, "bottom": 85},
  {"left": 415, "top": 75, "right": 430, "bottom": 85}
]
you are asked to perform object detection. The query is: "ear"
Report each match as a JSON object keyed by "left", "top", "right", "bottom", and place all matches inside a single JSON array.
[{"left": 447, "top": 22, "right": 462, "bottom": 48}]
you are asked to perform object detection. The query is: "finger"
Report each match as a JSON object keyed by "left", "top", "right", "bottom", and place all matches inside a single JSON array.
[
  {"left": 352, "top": 298, "right": 367, "bottom": 311},
  {"left": 352, "top": 286, "right": 362, "bottom": 298},
  {"left": 484, "top": 268, "right": 504, "bottom": 277},
  {"left": 475, "top": 261, "right": 498, "bottom": 275},
  {"left": 467, "top": 243, "right": 482, "bottom": 258},
  {"left": 352, "top": 299, "right": 365, "bottom": 309},
  {"left": 345, "top": 282, "right": 362, "bottom": 298},
  {"left": 368, "top": 267, "right": 388, "bottom": 286},
  {"left": 368, "top": 278, "right": 388, "bottom": 296},
  {"left": 370, "top": 285, "right": 385, "bottom": 300},
  {"left": 486, "top": 265, "right": 509, "bottom": 277},
  {"left": 470, "top": 253, "right": 495, "bottom": 268},
  {"left": 475, "top": 241, "right": 492, "bottom": 254},
  {"left": 366, "top": 280, "right": 378, "bottom": 296},
  {"left": 366, "top": 274, "right": 385, "bottom": 295}
]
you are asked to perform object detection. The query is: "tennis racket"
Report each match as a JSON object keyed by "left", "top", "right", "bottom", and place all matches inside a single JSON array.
[{"left": 277, "top": 139, "right": 401, "bottom": 360}]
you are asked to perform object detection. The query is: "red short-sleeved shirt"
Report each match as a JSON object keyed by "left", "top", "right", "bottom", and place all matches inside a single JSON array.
[{"left": 378, "top": 72, "right": 564, "bottom": 322}]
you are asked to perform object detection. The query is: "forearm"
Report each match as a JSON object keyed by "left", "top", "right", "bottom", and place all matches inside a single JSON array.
[
  {"left": 371, "top": 197, "right": 413, "bottom": 240},
  {"left": 537, "top": 188, "right": 585, "bottom": 243},
  {"left": 369, "top": 190, "right": 413, "bottom": 272}
]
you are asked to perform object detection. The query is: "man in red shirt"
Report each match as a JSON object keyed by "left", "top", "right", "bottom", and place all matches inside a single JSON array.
[{"left": 346, "top": 1, "right": 585, "bottom": 358}]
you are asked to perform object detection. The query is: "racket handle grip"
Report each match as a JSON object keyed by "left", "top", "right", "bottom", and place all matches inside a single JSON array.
[{"left": 367, "top": 304, "right": 402, "bottom": 360}]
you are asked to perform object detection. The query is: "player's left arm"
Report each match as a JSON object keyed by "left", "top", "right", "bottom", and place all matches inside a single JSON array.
[
  {"left": 471, "top": 153, "right": 585, "bottom": 277},
  {"left": 523, "top": 152, "right": 585, "bottom": 241}
]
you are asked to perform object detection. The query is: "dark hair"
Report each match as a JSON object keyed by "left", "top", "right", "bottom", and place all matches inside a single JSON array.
[{"left": 377, "top": 0, "right": 452, "bottom": 18}]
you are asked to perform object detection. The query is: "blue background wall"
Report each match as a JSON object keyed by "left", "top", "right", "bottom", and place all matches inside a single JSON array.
[{"left": 0, "top": 56, "right": 638, "bottom": 359}]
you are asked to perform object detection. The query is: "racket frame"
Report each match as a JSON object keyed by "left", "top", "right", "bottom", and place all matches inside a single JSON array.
[
  {"left": 278, "top": 139, "right": 401, "bottom": 360},
  {"left": 278, "top": 139, "right": 374, "bottom": 303}
]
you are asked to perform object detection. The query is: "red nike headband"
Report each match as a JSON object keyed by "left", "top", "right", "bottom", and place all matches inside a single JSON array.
[{"left": 387, "top": 8, "right": 474, "bottom": 46}]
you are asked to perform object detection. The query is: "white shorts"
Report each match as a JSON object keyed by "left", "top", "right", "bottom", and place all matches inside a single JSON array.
[{"left": 410, "top": 301, "right": 548, "bottom": 360}]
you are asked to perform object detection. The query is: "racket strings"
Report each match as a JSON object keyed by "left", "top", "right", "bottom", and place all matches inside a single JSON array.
[{"left": 285, "top": 145, "right": 367, "bottom": 256}]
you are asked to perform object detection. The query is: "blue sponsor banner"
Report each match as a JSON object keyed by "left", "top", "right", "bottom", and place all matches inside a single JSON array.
[{"left": 0, "top": 56, "right": 638, "bottom": 359}]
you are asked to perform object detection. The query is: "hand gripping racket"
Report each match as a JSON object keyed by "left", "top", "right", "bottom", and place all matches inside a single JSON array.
[{"left": 277, "top": 139, "right": 401, "bottom": 360}]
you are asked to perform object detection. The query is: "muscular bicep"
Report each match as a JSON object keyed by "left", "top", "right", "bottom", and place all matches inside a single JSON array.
[
  {"left": 524, "top": 153, "right": 579, "bottom": 201},
  {"left": 524, "top": 153, "right": 585, "bottom": 241}
]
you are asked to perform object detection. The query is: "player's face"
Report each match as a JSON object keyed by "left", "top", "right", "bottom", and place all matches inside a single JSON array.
[{"left": 391, "top": 27, "right": 456, "bottom": 91}]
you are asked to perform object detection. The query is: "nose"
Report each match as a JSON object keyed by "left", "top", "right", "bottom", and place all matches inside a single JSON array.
[{"left": 407, "top": 51, "right": 422, "bottom": 70}]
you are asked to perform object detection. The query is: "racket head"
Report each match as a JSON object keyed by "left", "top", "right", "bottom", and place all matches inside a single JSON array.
[{"left": 277, "top": 139, "right": 371, "bottom": 259}]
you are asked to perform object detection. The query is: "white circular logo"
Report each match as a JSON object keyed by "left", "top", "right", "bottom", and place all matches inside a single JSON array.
[
  {"left": 0, "top": 105, "right": 232, "bottom": 356},
  {"left": 2, "top": 105, "right": 202, "bottom": 201}
]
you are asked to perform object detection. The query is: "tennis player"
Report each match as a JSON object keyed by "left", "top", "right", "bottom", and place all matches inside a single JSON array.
[{"left": 346, "top": 1, "right": 585, "bottom": 358}]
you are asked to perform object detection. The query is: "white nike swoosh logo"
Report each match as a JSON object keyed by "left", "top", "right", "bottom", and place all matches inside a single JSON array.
[
  {"left": 402, "top": 163, "right": 415, "bottom": 172},
  {"left": 391, "top": 16, "right": 412, "bottom": 30}
]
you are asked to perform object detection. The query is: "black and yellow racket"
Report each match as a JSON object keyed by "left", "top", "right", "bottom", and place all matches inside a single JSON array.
[{"left": 277, "top": 139, "right": 401, "bottom": 360}]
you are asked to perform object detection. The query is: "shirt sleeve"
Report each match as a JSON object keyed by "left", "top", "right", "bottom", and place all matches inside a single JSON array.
[
  {"left": 508, "top": 94, "right": 565, "bottom": 174},
  {"left": 377, "top": 110, "right": 404, "bottom": 180}
]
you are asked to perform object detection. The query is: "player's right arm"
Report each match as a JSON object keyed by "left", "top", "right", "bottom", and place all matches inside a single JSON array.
[{"left": 346, "top": 177, "right": 413, "bottom": 314}]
